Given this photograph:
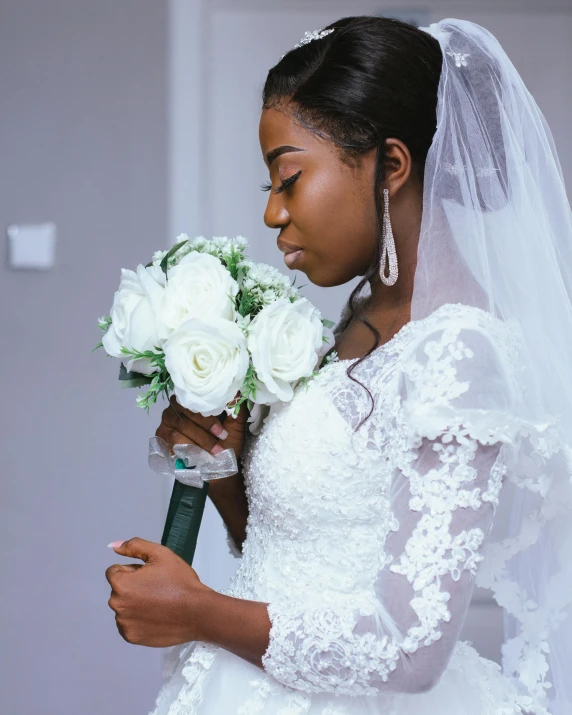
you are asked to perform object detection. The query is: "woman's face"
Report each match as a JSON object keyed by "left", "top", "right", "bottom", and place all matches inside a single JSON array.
[{"left": 259, "top": 105, "right": 379, "bottom": 287}]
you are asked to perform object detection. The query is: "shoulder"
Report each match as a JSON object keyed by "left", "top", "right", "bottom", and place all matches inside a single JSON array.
[
  {"left": 400, "top": 302, "right": 522, "bottom": 379},
  {"left": 395, "top": 304, "right": 526, "bottom": 443}
]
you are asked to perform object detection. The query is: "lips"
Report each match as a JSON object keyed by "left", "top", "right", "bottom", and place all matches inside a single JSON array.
[{"left": 277, "top": 237, "right": 304, "bottom": 254}]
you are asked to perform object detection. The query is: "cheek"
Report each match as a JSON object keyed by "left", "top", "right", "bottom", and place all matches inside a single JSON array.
[
  {"left": 296, "top": 176, "right": 377, "bottom": 281},
  {"left": 304, "top": 174, "right": 374, "bottom": 244}
]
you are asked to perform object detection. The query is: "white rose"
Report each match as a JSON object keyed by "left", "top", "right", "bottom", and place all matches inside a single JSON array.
[
  {"left": 102, "top": 264, "right": 165, "bottom": 374},
  {"left": 247, "top": 297, "right": 324, "bottom": 404},
  {"left": 160, "top": 251, "right": 238, "bottom": 338},
  {"left": 164, "top": 316, "right": 249, "bottom": 416}
]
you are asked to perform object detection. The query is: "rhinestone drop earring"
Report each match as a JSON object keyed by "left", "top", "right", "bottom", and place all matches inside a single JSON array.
[{"left": 379, "top": 188, "right": 398, "bottom": 286}]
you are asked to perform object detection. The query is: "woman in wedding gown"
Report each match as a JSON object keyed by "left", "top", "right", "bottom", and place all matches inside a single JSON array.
[{"left": 108, "top": 15, "right": 572, "bottom": 715}]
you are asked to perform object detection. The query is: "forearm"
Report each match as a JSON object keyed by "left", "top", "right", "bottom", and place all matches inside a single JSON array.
[
  {"left": 207, "top": 468, "right": 249, "bottom": 553},
  {"left": 197, "top": 589, "right": 271, "bottom": 670}
]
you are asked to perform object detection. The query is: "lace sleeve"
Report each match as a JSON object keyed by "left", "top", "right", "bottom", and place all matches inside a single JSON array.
[{"left": 261, "top": 319, "right": 518, "bottom": 696}]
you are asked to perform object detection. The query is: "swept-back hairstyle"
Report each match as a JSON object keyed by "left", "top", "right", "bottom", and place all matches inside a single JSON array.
[{"left": 262, "top": 15, "right": 443, "bottom": 429}]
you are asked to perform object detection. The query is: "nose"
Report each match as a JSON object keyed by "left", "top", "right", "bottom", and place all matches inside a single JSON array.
[{"left": 263, "top": 192, "right": 290, "bottom": 230}]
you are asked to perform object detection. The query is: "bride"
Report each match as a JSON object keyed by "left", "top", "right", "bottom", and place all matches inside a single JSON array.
[{"left": 105, "top": 15, "right": 572, "bottom": 715}]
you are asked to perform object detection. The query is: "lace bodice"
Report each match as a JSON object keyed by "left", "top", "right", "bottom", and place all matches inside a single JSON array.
[{"left": 220, "top": 302, "right": 531, "bottom": 699}]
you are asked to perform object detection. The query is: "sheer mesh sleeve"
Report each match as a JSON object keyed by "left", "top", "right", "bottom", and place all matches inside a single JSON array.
[{"left": 261, "top": 320, "right": 517, "bottom": 696}]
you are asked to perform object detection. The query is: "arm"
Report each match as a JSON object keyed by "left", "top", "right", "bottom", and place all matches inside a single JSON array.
[
  {"left": 209, "top": 424, "right": 260, "bottom": 558},
  {"left": 207, "top": 467, "right": 249, "bottom": 557},
  {"left": 196, "top": 589, "right": 271, "bottom": 669}
]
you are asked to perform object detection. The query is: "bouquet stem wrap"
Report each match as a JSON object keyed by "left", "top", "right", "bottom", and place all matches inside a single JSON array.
[{"left": 148, "top": 436, "right": 239, "bottom": 566}]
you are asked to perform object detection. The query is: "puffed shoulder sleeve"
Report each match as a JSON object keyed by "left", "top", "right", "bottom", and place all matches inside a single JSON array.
[
  {"left": 260, "top": 311, "right": 520, "bottom": 696},
  {"left": 398, "top": 315, "right": 521, "bottom": 445}
]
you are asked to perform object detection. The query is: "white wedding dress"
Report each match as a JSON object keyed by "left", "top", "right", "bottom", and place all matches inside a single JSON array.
[{"left": 149, "top": 300, "right": 548, "bottom": 715}]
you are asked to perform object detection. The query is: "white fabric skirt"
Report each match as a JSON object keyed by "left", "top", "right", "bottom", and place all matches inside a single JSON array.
[{"left": 149, "top": 638, "right": 531, "bottom": 715}]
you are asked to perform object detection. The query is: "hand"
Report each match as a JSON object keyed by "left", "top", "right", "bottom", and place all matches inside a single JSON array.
[
  {"left": 105, "top": 537, "right": 213, "bottom": 647},
  {"left": 156, "top": 393, "right": 250, "bottom": 463}
]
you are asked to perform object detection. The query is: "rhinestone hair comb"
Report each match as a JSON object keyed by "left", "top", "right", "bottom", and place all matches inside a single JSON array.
[
  {"left": 294, "top": 28, "right": 335, "bottom": 48},
  {"left": 281, "top": 28, "right": 335, "bottom": 59}
]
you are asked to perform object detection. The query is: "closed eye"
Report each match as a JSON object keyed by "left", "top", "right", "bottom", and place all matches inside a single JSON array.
[{"left": 260, "top": 170, "right": 302, "bottom": 194}]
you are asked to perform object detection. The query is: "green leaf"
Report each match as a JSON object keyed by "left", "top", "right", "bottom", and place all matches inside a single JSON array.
[
  {"left": 118, "top": 361, "right": 154, "bottom": 388},
  {"left": 160, "top": 240, "right": 189, "bottom": 275},
  {"left": 91, "top": 341, "right": 103, "bottom": 353},
  {"left": 321, "top": 318, "right": 335, "bottom": 329},
  {"left": 120, "top": 377, "right": 154, "bottom": 389}
]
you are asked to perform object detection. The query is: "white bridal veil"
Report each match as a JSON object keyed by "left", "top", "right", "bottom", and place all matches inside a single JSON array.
[{"left": 417, "top": 18, "right": 572, "bottom": 714}]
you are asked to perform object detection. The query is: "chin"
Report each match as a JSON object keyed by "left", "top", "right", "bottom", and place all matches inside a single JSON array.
[{"left": 300, "top": 269, "right": 343, "bottom": 288}]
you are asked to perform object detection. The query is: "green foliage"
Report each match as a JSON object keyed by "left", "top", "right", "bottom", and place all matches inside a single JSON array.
[
  {"left": 119, "top": 347, "right": 173, "bottom": 411},
  {"left": 229, "top": 363, "right": 259, "bottom": 415},
  {"left": 92, "top": 315, "right": 112, "bottom": 352},
  {"left": 118, "top": 362, "right": 154, "bottom": 388},
  {"left": 297, "top": 368, "right": 321, "bottom": 391},
  {"left": 221, "top": 242, "right": 244, "bottom": 281},
  {"left": 237, "top": 286, "right": 259, "bottom": 318},
  {"left": 98, "top": 315, "right": 112, "bottom": 331},
  {"left": 160, "top": 240, "right": 189, "bottom": 275}
]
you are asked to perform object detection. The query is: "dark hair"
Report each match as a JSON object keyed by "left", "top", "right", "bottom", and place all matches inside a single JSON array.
[{"left": 262, "top": 15, "right": 443, "bottom": 430}]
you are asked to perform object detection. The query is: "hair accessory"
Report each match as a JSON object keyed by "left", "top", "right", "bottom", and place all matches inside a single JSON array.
[
  {"left": 281, "top": 28, "right": 335, "bottom": 59},
  {"left": 446, "top": 50, "right": 470, "bottom": 67},
  {"left": 294, "top": 28, "right": 335, "bottom": 48}
]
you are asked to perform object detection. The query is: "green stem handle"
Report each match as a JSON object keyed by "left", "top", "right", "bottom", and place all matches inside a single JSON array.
[{"left": 160, "top": 458, "right": 208, "bottom": 567}]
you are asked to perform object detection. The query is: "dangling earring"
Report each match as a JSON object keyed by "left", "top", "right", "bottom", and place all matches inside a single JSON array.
[{"left": 379, "top": 188, "right": 398, "bottom": 286}]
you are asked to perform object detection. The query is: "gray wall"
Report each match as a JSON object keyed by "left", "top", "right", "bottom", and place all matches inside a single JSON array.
[{"left": 0, "top": 1, "right": 168, "bottom": 713}]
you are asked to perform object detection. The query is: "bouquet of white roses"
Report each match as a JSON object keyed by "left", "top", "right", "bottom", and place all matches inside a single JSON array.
[
  {"left": 97, "top": 234, "right": 333, "bottom": 417},
  {"left": 97, "top": 234, "right": 334, "bottom": 565}
]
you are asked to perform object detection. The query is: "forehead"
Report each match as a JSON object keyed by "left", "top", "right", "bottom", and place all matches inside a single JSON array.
[{"left": 259, "top": 106, "right": 322, "bottom": 164}]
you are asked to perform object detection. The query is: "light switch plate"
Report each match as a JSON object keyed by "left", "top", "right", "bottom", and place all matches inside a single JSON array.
[{"left": 7, "top": 222, "right": 56, "bottom": 270}]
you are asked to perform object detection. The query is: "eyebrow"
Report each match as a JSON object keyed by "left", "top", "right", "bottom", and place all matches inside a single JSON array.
[{"left": 265, "top": 145, "right": 306, "bottom": 166}]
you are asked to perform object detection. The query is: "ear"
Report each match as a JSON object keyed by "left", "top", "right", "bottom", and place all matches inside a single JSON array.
[{"left": 383, "top": 138, "right": 412, "bottom": 196}]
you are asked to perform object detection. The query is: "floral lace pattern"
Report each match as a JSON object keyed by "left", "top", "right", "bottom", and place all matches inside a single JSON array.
[
  {"left": 252, "top": 305, "right": 521, "bottom": 697},
  {"left": 150, "top": 301, "right": 572, "bottom": 714}
]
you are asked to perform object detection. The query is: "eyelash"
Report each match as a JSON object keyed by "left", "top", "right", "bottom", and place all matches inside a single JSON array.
[{"left": 260, "top": 170, "right": 302, "bottom": 194}]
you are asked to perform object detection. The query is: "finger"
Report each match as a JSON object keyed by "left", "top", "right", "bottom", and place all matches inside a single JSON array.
[
  {"left": 117, "top": 564, "right": 142, "bottom": 573},
  {"left": 110, "top": 536, "right": 164, "bottom": 563},
  {"left": 170, "top": 395, "right": 228, "bottom": 440},
  {"left": 156, "top": 423, "right": 196, "bottom": 449},
  {"left": 160, "top": 412, "right": 223, "bottom": 456},
  {"left": 105, "top": 563, "right": 128, "bottom": 585}
]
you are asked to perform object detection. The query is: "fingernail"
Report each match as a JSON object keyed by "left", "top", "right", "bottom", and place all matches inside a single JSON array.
[
  {"left": 107, "top": 540, "right": 125, "bottom": 548},
  {"left": 210, "top": 424, "right": 228, "bottom": 440},
  {"left": 211, "top": 444, "right": 224, "bottom": 455}
]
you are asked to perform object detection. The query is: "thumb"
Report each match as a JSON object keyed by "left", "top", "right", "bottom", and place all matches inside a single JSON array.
[{"left": 108, "top": 536, "right": 163, "bottom": 563}]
